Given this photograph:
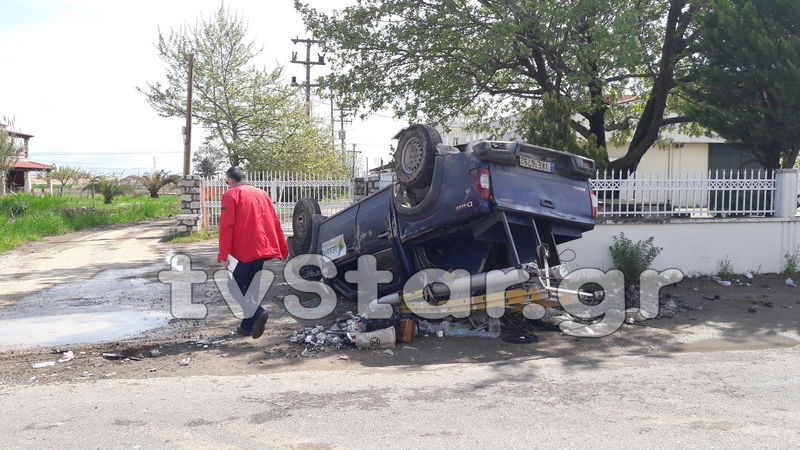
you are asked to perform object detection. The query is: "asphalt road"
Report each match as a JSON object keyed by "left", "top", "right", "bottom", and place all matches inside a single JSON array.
[{"left": 3, "top": 345, "right": 798, "bottom": 449}]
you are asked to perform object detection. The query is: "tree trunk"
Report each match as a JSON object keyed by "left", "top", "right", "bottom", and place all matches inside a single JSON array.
[{"left": 609, "top": 0, "right": 687, "bottom": 172}]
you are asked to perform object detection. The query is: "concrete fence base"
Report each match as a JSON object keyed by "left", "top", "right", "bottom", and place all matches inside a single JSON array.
[{"left": 559, "top": 217, "right": 800, "bottom": 275}]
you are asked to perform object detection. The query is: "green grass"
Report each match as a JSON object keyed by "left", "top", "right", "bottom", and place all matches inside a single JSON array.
[
  {"left": 168, "top": 228, "right": 218, "bottom": 243},
  {"left": 0, "top": 193, "right": 180, "bottom": 252}
]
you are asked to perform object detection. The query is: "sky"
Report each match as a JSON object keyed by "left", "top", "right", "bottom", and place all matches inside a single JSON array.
[{"left": 0, "top": 0, "right": 406, "bottom": 176}]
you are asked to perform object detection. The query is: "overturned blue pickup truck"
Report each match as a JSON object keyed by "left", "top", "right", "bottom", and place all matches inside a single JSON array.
[{"left": 290, "top": 124, "right": 598, "bottom": 317}]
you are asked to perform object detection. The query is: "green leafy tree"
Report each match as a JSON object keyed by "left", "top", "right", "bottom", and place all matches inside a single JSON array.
[
  {"left": 682, "top": 0, "right": 800, "bottom": 170},
  {"left": 297, "top": 0, "right": 702, "bottom": 171},
  {"left": 243, "top": 114, "right": 348, "bottom": 175},
  {"left": 46, "top": 165, "right": 89, "bottom": 196},
  {"left": 522, "top": 92, "right": 606, "bottom": 170},
  {"left": 140, "top": 4, "right": 340, "bottom": 174},
  {"left": 192, "top": 144, "right": 226, "bottom": 177},
  {"left": 84, "top": 176, "right": 125, "bottom": 204},
  {"left": 132, "top": 170, "right": 181, "bottom": 198}
]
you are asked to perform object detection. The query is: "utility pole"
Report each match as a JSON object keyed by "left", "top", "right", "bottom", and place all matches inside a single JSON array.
[
  {"left": 348, "top": 144, "right": 361, "bottom": 179},
  {"left": 183, "top": 53, "right": 194, "bottom": 176},
  {"left": 330, "top": 93, "right": 335, "bottom": 144},
  {"left": 333, "top": 107, "right": 353, "bottom": 155},
  {"left": 290, "top": 37, "right": 325, "bottom": 117}
]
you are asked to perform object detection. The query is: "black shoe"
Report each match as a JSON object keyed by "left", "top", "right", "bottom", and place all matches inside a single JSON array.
[
  {"left": 235, "top": 325, "right": 252, "bottom": 336},
  {"left": 251, "top": 310, "right": 269, "bottom": 339}
]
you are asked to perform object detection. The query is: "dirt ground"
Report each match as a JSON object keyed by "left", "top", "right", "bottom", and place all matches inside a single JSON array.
[{"left": 1, "top": 219, "right": 799, "bottom": 386}]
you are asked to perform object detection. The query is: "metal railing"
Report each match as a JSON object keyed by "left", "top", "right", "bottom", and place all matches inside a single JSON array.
[
  {"left": 201, "top": 171, "right": 352, "bottom": 233},
  {"left": 590, "top": 169, "right": 776, "bottom": 218}
]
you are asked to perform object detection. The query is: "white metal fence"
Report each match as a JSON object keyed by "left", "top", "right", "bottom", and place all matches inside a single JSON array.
[
  {"left": 590, "top": 169, "right": 777, "bottom": 217},
  {"left": 201, "top": 171, "right": 352, "bottom": 233}
]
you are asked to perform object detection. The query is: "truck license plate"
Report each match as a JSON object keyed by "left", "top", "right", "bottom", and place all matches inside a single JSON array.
[{"left": 519, "top": 154, "right": 553, "bottom": 172}]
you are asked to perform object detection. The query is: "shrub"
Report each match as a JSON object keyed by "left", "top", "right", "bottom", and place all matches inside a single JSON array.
[
  {"left": 717, "top": 256, "right": 735, "bottom": 279},
  {"left": 1, "top": 195, "right": 30, "bottom": 219},
  {"left": 609, "top": 233, "right": 662, "bottom": 287},
  {"left": 785, "top": 247, "right": 800, "bottom": 276}
]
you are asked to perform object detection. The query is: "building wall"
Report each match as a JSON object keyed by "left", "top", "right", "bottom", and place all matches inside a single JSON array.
[{"left": 606, "top": 143, "right": 710, "bottom": 177}]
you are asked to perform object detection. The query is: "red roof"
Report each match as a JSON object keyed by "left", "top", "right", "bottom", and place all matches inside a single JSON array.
[
  {"left": 0, "top": 125, "right": 33, "bottom": 138},
  {"left": 13, "top": 161, "right": 54, "bottom": 171}
]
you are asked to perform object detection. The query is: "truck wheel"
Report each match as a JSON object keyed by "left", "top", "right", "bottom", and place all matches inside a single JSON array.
[
  {"left": 396, "top": 124, "right": 441, "bottom": 189},
  {"left": 292, "top": 198, "right": 320, "bottom": 254}
]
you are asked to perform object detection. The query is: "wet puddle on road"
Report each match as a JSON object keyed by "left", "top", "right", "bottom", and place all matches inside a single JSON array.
[
  {"left": 0, "top": 311, "right": 173, "bottom": 347},
  {"left": 666, "top": 334, "right": 799, "bottom": 353}
]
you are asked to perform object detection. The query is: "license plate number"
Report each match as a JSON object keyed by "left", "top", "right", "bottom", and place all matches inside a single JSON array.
[{"left": 519, "top": 154, "right": 553, "bottom": 172}]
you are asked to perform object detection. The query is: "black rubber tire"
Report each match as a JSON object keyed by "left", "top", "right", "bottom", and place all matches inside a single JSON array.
[
  {"left": 395, "top": 124, "right": 442, "bottom": 189},
  {"left": 292, "top": 198, "right": 321, "bottom": 254}
]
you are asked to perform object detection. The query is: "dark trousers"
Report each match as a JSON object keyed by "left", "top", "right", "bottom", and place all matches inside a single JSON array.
[{"left": 232, "top": 258, "right": 267, "bottom": 329}]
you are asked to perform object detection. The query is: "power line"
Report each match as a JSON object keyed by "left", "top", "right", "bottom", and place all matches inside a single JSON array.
[{"left": 34, "top": 151, "right": 182, "bottom": 155}]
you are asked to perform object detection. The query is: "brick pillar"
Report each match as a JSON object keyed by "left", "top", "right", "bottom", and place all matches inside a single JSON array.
[{"left": 176, "top": 175, "right": 203, "bottom": 233}]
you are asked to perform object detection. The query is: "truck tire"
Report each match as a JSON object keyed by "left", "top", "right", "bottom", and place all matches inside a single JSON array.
[
  {"left": 395, "top": 124, "right": 441, "bottom": 189},
  {"left": 292, "top": 198, "right": 320, "bottom": 254}
]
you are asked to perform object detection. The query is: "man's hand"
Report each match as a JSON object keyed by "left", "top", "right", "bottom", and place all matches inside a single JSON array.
[{"left": 222, "top": 259, "right": 230, "bottom": 269}]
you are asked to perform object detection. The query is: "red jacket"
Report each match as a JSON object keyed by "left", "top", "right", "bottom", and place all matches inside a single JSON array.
[{"left": 217, "top": 184, "right": 289, "bottom": 263}]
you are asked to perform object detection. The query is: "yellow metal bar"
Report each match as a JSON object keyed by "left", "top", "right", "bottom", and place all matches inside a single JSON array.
[{"left": 396, "top": 286, "right": 558, "bottom": 315}]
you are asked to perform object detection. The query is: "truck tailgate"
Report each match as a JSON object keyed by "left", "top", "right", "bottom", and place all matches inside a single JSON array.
[{"left": 490, "top": 163, "right": 594, "bottom": 227}]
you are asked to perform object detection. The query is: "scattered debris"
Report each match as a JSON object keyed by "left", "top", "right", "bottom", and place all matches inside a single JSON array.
[
  {"left": 502, "top": 333, "right": 539, "bottom": 344},
  {"left": 149, "top": 349, "right": 162, "bottom": 358},
  {"left": 102, "top": 352, "right": 126, "bottom": 360},
  {"left": 703, "top": 296, "right": 716, "bottom": 301},
  {"left": 786, "top": 278, "right": 797, "bottom": 287},
  {"left": 748, "top": 306, "right": 758, "bottom": 313},
  {"left": 300, "top": 349, "right": 311, "bottom": 357},
  {"left": 149, "top": 368, "right": 157, "bottom": 372},
  {"left": 471, "top": 355, "right": 486, "bottom": 360},
  {"left": 353, "top": 327, "right": 396, "bottom": 349},
  {"left": 105, "top": 372, "right": 117, "bottom": 378},
  {"left": 743, "top": 272, "right": 754, "bottom": 279},
  {"left": 179, "top": 357, "right": 191, "bottom": 366},
  {"left": 31, "top": 361, "right": 56, "bottom": 369},
  {"left": 418, "top": 320, "right": 501, "bottom": 339},
  {"left": 383, "top": 349, "right": 395, "bottom": 356},
  {"left": 395, "top": 318, "right": 416, "bottom": 343},
  {"left": 337, "top": 354, "right": 349, "bottom": 360},
  {"left": 666, "top": 300, "right": 678, "bottom": 309},
  {"left": 58, "top": 351, "right": 74, "bottom": 363},
  {"left": 763, "top": 301, "right": 775, "bottom": 308},
  {"left": 402, "top": 346, "right": 418, "bottom": 351}
]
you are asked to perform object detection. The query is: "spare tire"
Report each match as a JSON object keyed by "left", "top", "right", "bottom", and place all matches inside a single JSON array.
[
  {"left": 292, "top": 198, "right": 321, "bottom": 254},
  {"left": 395, "top": 124, "right": 441, "bottom": 189}
]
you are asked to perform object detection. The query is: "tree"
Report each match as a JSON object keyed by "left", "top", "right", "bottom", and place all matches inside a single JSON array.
[
  {"left": 192, "top": 144, "right": 226, "bottom": 177},
  {"left": 140, "top": 4, "right": 341, "bottom": 174},
  {"left": 84, "top": 176, "right": 124, "bottom": 204},
  {"left": 296, "top": 0, "right": 702, "bottom": 171},
  {"left": 47, "top": 165, "right": 89, "bottom": 196},
  {"left": 132, "top": 170, "right": 181, "bottom": 198},
  {"left": 0, "top": 119, "right": 20, "bottom": 194},
  {"left": 522, "top": 92, "right": 606, "bottom": 170},
  {"left": 682, "top": 0, "right": 800, "bottom": 170},
  {"left": 243, "top": 114, "right": 348, "bottom": 176}
]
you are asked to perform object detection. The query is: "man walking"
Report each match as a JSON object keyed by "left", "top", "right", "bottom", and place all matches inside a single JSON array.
[{"left": 218, "top": 166, "right": 289, "bottom": 338}]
